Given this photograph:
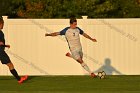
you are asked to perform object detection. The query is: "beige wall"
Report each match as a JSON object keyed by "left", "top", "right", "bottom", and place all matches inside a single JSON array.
[{"left": 0, "top": 16, "right": 140, "bottom": 75}]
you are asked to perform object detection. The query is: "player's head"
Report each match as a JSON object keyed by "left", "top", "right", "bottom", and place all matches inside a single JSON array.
[
  {"left": 0, "top": 17, "right": 4, "bottom": 30},
  {"left": 105, "top": 58, "right": 111, "bottom": 65},
  {"left": 70, "top": 17, "right": 77, "bottom": 29}
]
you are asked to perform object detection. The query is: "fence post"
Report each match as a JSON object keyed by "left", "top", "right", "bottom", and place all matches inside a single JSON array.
[{"left": 82, "top": 16, "right": 88, "bottom": 19}]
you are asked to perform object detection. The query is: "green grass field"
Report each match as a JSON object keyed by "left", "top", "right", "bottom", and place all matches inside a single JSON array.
[{"left": 0, "top": 75, "right": 140, "bottom": 93}]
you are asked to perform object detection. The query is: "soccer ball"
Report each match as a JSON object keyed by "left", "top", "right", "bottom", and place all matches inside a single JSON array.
[{"left": 97, "top": 71, "right": 106, "bottom": 79}]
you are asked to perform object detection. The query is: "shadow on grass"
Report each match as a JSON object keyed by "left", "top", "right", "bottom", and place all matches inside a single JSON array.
[{"left": 23, "top": 76, "right": 40, "bottom": 83}]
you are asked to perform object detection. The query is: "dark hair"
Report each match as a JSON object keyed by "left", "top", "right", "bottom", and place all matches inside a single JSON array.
[
  {"left": 0, "top": 17, "right": 4, "bottom": 24},
  {"left": 70, "top": 17, "right": 77, "bottom": 24}
]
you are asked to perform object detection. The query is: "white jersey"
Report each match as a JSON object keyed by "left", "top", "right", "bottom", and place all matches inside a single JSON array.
[{"left": 60, "top": 27, "right": 84, "bottom": 51}]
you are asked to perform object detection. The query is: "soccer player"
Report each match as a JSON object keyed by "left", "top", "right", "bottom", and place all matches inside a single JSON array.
[
  {"left": 45, "top": 17, "right": 97, "bottom": 78},
  {"left": 0, "top": 17, "right": 28, "bottom": 84}
]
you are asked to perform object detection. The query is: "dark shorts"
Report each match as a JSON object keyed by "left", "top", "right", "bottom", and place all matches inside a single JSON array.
[{"left": 0, "top": 50, "right": 11, "bottom": 64}]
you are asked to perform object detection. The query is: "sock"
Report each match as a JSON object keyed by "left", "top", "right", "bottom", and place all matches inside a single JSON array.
[
  {"left": 10, "top": 69, "right": 21, "bottom": 81},
  {"left": 81, "top": 63, "right": 92, "bottom": 74}
]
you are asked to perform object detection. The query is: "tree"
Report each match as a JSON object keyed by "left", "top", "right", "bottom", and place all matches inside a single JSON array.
[
  {"left": 0, "top": 0, "right": 12, "bottom": 17},
  {"left": 1, "top": 0, "right": 140, "bottom": 18}
]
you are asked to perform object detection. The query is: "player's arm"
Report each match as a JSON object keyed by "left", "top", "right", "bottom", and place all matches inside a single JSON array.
[
  {"left": 45, "top": 32, "right": 60, "bottom": 37},
  {"left": 77, "top": 27, "right": 97, "bottom": 42},
  {"left": 82, "top": 33, "right": 97, "bottom": 42},
  {"left": 0, "top": 41, "right": 10, "bottom": 48},
  {"left": 45, "top": 27, "right": 68, "bottom": 37}
]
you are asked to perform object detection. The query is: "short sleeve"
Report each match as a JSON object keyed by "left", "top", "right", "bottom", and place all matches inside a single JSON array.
[
  {"left": 77, "top": 27, "right": 84, "bottom": 35},
  {"left": 60, "top": 27, "right": 70, "bottom": 35}
]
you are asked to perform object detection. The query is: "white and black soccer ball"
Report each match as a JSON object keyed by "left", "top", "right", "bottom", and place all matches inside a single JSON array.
[{"left": 97, "top": 71, "right": 106, "bottom": 79}]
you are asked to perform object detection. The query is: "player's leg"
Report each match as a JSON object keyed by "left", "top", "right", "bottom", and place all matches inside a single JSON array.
[
  {"left": 76, "top": 58, "right": 96, "bottom": 78},
  {"left": 66, "top": 48, "right": 83, "bottom": 59},
  {"left": 1, "top": 51, "right": 28, "bottom": 83},
  {"left": 77, "top": 58, "right": 91, "bottom": 73},
  {"left": 66, "top": 49, "right": 96, "bottom": 77},
  {"left": 66, "top": 51, "right": 92, "bottom": 73},
  {"left": 6, "top": 62, "right": 28, "bottom": 84},
  {"left": 6, "top": 62, "right": 20, "bottom": 80},
  {"left": 71, "top": 50, "right": 96, "bottom": 77},
  {"left": 80, "top": 51, "right": 96, "bottom": 77},
  {"left": 66, "top": 48, "right": 83, "bottom": 58},
  {"left": 66, "top": 49, "right": 90, "bottom": 72},
  {"left": 71, "top": 49, "right": 91, "bottom": 73}
]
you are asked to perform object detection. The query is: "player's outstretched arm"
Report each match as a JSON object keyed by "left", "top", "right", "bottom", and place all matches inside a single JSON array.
[
  {"left": 45, "top": 32, "right": 60, "bottom": 37},
  {"left": 82, "top": 33, "right": 97, "bottom": 42}
]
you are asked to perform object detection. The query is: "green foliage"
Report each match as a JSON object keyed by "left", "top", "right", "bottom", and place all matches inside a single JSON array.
[
  {"left": 1, "top": 0, "right": 140, "bottom": 18},
  {"left": 0, "top": 0, "right": 12, "bottom": 17}
]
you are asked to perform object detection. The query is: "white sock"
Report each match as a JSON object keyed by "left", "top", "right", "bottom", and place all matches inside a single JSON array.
[{"left": 81, "top": 63, "right": 92, "bottom": 74}]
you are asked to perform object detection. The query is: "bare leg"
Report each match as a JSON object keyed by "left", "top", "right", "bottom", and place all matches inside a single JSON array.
[
  {"left": 66, "top": 52, "right": 96, "bottom": 78},
  {"left": 6, "top": 62, "right": 14, "bottom": 70},
  {"left": 77, "top": 58, "right": 96, "bottom": 78}
]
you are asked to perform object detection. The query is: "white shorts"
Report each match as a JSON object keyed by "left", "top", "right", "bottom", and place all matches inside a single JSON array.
[{"left": 71, "top": 48, "right": 83, "bottom": 60}]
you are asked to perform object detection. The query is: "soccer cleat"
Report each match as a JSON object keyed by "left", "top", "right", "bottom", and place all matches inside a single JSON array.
[
  {"left": 18, "top": 75, "right": 28, "bottom": 84},
  {"left": 65, "top": 52, "right": 71, "bottom": 58},
  {"left": 91, "top": 73, "right": 96, "bottom": 78}
]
